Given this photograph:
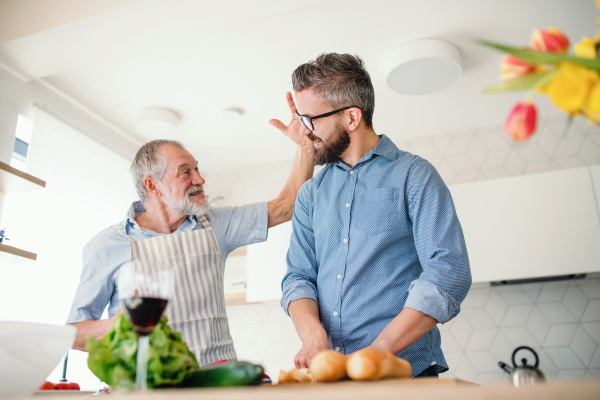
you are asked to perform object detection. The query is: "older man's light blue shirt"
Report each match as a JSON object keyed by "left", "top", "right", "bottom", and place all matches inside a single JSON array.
[
  {"left": 281, "top": 135, "right": 472, "bottom": 377},
  {"left": 67, "top": 201, "right": 268, "bottom": 323}
]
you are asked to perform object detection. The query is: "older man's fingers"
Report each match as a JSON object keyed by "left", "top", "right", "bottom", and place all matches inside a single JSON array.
[
  {"left": 269, "top": 119, "right": 288, "bottom": 134},
  {"left": 286, "top": 92, "right": 297, "bottom": 115}
]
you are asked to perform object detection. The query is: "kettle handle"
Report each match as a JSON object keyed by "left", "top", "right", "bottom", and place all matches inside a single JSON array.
[{"left": 512, "top": 346, "right": 539, "bottom": 368}]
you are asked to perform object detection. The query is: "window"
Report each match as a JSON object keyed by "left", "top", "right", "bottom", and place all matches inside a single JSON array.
[{"left": 10, "top": 114, "right": 33, "bottom": 172}]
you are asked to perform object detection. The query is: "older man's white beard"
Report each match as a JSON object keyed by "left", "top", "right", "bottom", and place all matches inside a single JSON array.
[{"left": 161, "top": 184, "right": 211, "bottom": 216}]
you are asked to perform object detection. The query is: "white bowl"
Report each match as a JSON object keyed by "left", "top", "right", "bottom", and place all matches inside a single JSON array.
[{"left": 0, "top": 322, "right": 76, "bottom": 398}]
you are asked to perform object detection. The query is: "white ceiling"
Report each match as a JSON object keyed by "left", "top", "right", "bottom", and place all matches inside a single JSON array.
[{"left": 0, "top": 0, "right": 596, "bottom": 173}]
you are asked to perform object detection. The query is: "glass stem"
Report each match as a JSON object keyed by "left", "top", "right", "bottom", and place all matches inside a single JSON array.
[{"left": 136, "top": 335, "right": 150, "bottom": 391}]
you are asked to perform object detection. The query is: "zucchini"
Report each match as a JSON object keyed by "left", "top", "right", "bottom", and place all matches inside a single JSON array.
[{"left": 183, "top": 362, "right": 264, "bottom": 387}]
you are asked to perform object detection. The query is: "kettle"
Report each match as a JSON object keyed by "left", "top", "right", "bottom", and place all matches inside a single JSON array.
[{"left": 498, "top": 346, "right": 546, "bottom": 387}]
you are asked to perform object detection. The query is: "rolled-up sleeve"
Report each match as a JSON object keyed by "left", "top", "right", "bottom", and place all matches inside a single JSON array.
[
  {"left": 214, "top": 202, "right": 268, "bottom": 256},
  {"left": 281, "top": 183, "right": 318, "bottom": 315},
  {"left": 66, "top": 242, "right": 114, "bottom": 323},
  {"left": 403, "top": 159, "right": 472, "bottom": 324}
]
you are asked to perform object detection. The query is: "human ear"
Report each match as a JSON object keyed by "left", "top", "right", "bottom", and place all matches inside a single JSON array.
[
  {"left": 144, "top": 176, "right": 162, "bottom": 198},
  {"left": 347, "top": 108, "right": 363, "bottom": 132}
]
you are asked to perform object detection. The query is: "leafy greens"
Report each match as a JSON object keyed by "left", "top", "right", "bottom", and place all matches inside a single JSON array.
[{"left": 86, "top": 314, "right": 199, "bottom": 391}]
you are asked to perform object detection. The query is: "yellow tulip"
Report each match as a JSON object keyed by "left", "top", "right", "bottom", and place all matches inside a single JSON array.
[
  {"left": 574, "top": 36, "right": 599, "bottom": 59},
  {"left": 584, "top": 81, "right": 600, "bottom": 124},
  {"left": 547, "top": 63, "right": 599, "bottom": 115}
]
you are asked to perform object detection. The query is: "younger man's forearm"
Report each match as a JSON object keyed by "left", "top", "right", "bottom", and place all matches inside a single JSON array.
[{"left": 288, "top": 298, "right": 326, "bottom": 342}]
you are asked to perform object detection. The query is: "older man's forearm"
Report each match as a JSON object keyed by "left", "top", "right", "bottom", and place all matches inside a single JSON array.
[
  {"left": 268, "top": 147, "right": 314, "bottom": 228},
  {"left": 69, "top": 317, "right": 117, "bottom": 351}
]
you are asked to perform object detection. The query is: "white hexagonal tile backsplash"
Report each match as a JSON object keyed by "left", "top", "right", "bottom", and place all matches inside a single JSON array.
[{"left": 225, "top": 280, "right": 600, "bottom": 385}]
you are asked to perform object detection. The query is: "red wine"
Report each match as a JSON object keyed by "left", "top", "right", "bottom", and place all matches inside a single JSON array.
[{"left": 125, "top": 297, "right": 168, "bottom": 336}]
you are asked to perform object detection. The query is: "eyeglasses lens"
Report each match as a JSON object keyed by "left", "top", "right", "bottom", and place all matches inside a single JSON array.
[{"left": 301, "top": 116, "right": 313, "bottom": 131}]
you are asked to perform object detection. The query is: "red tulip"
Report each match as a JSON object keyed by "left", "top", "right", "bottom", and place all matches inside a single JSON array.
[
  {"left": 499, "top": 54, "right": 537, "bottom": 81},
  {"left": 530, "top": 27, "right": 570, "bottom": 53},
  {"left": 504, "top": 102, "right": 537, "bottom": 141}
]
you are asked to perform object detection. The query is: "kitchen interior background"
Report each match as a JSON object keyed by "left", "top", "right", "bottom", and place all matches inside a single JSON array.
[
  {"left": 207, "top": 112, "right": 600, "bottom": 385},
  {"left": 1, "top": 79, "right": 599, "bottom": 388}
]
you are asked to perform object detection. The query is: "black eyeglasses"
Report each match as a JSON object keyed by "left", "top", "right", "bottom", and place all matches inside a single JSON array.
[{"left": 295, "top": 106, "right": 362, "bottom": 131}]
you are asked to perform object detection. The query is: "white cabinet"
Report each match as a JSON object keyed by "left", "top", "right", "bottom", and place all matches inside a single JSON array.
[
  {"left": 591, "top": 164, "right": 600, "bottom": 216},
  {"left": 246, "top": 221, "right": 292, "bottom": 302},
  {"left": 449, "top": 167, "right": 600, "bottom": 283}
]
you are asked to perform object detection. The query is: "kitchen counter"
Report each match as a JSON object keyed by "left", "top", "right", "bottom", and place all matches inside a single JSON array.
[{"left": 24, "top": 379, "right": 600, "bottom": 400}]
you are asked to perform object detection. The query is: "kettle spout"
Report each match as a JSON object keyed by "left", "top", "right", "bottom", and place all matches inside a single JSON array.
[{"left": 498, "top": 361, "right": 514, "bottom": 375}]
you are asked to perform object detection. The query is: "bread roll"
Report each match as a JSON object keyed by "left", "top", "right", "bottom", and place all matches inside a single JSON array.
[
  {"left": 309, "top": 350, "right": 348, "bottom": 382},
  {"left": 278, "top": 369, "right": 295, "bottom": 384},
  {"left": 346, "top": 349, "right": 412, "bottom": 381},
  {"left": 278, "top": 368, "right": 316, "bottom": 384}
]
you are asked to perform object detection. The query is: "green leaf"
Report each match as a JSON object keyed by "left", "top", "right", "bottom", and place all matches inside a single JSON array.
[
  {"left": 484, "top": 72, "right": 551, "bottom": 93},
  {"left": 86, "top": 314, "right": 200, "bottom": 391},
  {"left": 475, "top": 39, "right": 600, "bottom": 70}
]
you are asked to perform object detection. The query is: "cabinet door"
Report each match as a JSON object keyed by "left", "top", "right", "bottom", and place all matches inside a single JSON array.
[
  {"left": 591, "top": 164, "right": 600, "bottom": 216},
  {"left": 246, "top": 221, "right": 293, "bottom": 302},
  {"left": 449, "top": 167, "right": 600, "bottom": 283}
]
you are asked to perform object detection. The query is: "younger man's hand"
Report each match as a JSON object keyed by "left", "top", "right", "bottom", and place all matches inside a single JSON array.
[{"left": 294, "top": 333, "right": 331, "bottom": 369}]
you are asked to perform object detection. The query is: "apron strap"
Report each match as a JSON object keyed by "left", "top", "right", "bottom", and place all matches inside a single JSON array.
[
  {"left": 197, "top": 214, "right": 213, "bottom": 231},
  {"left": 112, "top": 223, "right": 127, "bottom": 236}
]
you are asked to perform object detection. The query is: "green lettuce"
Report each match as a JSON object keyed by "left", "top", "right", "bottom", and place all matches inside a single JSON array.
[{"left": 86, "top": 314, "right": 199, "bottom": 391}]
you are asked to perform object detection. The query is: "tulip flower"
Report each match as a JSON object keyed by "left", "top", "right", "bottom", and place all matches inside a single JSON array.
[
  {"left": 499, "top": 54, "right": 537, "bottom": 81},
  {"left": 547, "top": 63, "right": 599, "bottom": 115},
  {"left": 505, "top": 102, "right": 537, "bottom": 141},
  {"left": 530, "top": 27, "right": 570, "bottom": 53},
  {"left": 574, "top": 36, "right": 600, "bottom": 59},
  {"left": 584, "top": 81, "right": 600, "bottom": 125}
]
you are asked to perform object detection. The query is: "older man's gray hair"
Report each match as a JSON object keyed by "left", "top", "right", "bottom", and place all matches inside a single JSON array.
[{"left": 130, "top": 139, "right": 186, "bottom": 204}]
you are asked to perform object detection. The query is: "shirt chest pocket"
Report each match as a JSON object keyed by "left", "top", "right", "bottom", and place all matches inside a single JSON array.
[{"left": 353, "top": 187, "right": 399, "bottom": 234}]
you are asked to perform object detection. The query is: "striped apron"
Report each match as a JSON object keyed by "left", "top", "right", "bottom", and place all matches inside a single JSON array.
[{"left": 112, "top": 215, "right": 236, "bottom": 366}]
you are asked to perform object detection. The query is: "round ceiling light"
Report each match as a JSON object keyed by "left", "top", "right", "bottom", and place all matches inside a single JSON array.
[
  {"left": 136, "top": 108, "right": 179, "bottom": 138},
  {"left": 220, "top": 107, "right": 244, "bottom": 123},
  {"left": 385, "top": 38, "right": 462, "bottom": 96}
]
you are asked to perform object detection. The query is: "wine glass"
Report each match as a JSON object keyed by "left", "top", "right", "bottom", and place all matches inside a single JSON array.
[{"left": 118, "top": 262, "right": 173, "bottom": 391}]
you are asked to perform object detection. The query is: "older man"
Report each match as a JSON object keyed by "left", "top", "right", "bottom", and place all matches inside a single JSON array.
[
  {"left": 281, "top": 53, "right": 472, "bottom": 377},
  {"left": 67, "top": 96, "right": 313, "bottom": 366}
]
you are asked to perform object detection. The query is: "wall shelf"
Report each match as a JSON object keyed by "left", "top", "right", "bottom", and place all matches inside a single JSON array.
[
  {"left": 0, "top": 160, "right": 46, "bottom": 195},
  {"left": 0, "top": 243, "right": 37, "bottom": 265}
]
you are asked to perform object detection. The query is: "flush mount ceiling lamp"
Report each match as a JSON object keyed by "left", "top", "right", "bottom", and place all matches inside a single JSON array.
[
  {"left": 136, "top": 108, "right": 179, "bottom": 138},
  {"left": 385, "top": 38, "right": 462, "bottom": 96}
]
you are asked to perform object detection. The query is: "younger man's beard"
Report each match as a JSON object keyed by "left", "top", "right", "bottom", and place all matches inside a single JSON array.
[{"left": 308, "top": 122, "right": 351, "bottom": 166}]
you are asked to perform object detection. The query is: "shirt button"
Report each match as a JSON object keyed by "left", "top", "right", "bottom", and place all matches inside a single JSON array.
[
  {"left": 333, "top": 311, "right": 338, "bottom": 316},
  {"left": 335, "top": 347, "right": 340, "bottom": 352},
  {"left": 349, "top": 170, "right": 355, "bottom": 175},
  {"left": 343, "top": 238, "right": 348, "bottom": 243},
  {"left": 337, "top": 274, "right": 342, "bottom": 279},
  {"left": 345, "top": 203, "right": 350, "bottom": 208}
]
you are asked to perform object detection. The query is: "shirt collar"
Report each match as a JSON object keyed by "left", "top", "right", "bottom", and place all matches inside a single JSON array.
[
  {"left": 370, "top": 135, "right": 398, "bottom": 161},
  {"left": 333, "top": 134, "right": 398, "bottom": 169},
  {"left": 122, "top": 201, "right": 198, "bottom": 234}
]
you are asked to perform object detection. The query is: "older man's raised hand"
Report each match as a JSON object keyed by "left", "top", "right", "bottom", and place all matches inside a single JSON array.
[{"left": 269, "top": 92, "right": 314, "bottom": 153}]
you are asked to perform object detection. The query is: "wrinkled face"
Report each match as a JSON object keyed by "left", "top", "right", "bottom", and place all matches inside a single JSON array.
[
  {"left": 159, "top": 145, "right": 210, "bottom": 216},
  {"left": 295, "top": 89, "right": 351, "bottom": 166}
]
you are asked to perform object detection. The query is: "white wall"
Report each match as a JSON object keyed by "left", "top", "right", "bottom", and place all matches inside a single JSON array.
[
  {"left": 0, "top": 66, "right": 140, "bottom": 220},
  {"left": 0, "top": 109, "right": 137, "bottom": 324}
]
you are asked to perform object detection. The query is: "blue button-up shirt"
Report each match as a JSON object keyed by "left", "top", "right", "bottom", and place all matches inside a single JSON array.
[
  {"left": 67, "top": 201, "right": 268, "bottom": 324},
  {"left": 281, "top": 135, "right": 471, "bottom": 376}
]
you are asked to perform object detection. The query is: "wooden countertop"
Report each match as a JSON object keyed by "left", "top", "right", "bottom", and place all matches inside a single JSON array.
[{"left": 26, "top": 379, "right": 600, "bottom": 400}]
